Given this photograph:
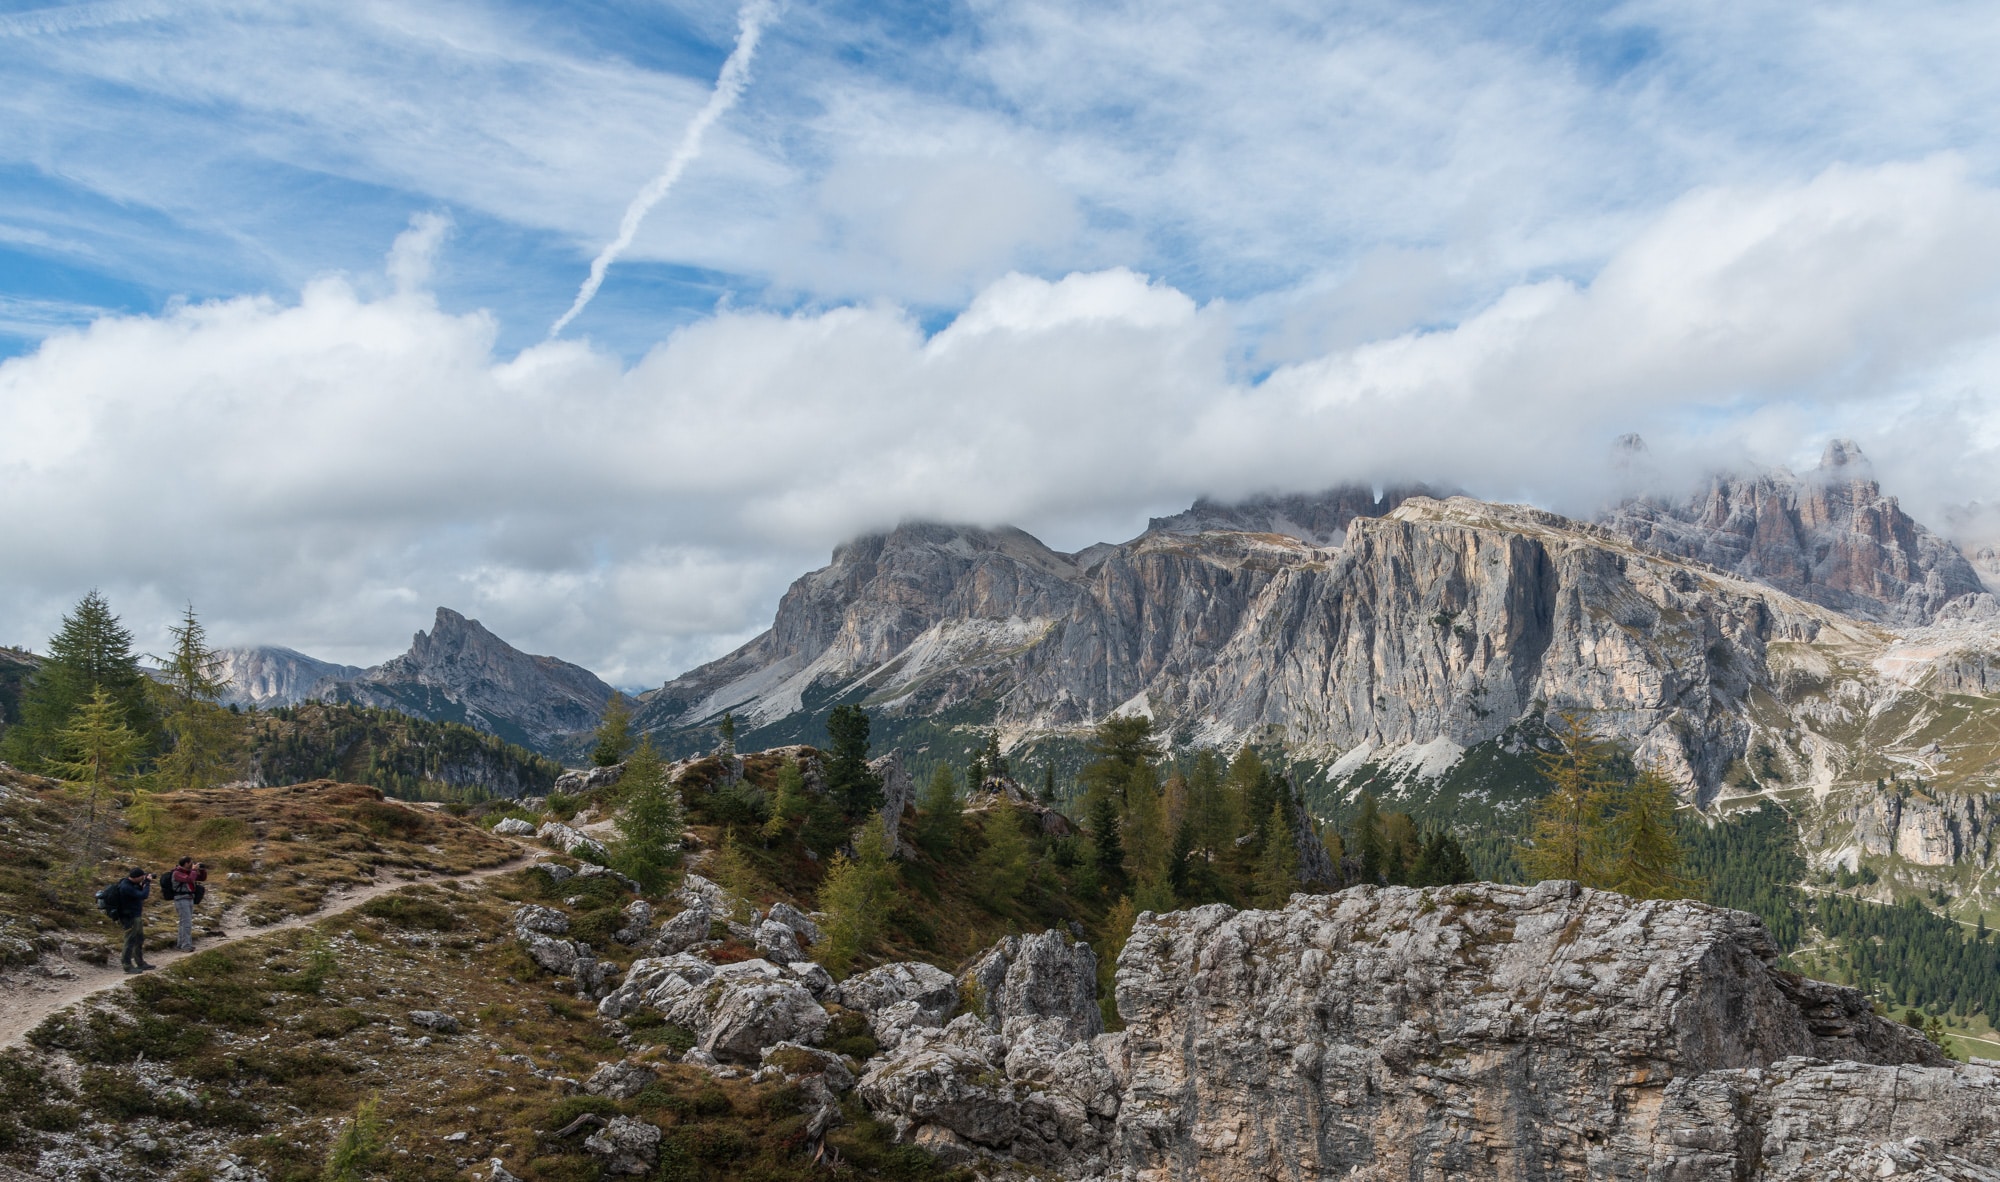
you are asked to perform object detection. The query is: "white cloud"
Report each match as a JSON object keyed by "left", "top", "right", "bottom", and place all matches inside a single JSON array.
[{"left": 6, "top": 159, "right": 2000, "bottom": 682}]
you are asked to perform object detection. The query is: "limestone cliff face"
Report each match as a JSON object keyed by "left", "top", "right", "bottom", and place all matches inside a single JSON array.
[
  {"left": 641, "top": 494, "right": 1850, "bottom": 795},
  {"left": 1599, "top": 441, "right": 1983, "bottom": 625},
  {"left": 313, "top": 608, "right": 617, "bottom": 756},
  {"left": 1830, "top": 789, "right": 2000, "bottom": 869}
]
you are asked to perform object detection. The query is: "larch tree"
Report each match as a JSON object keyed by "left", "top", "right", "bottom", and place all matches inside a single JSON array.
[
  {"left": 591, "top": 696, "right": 635, "bottom": 767},
  {"left": 1519, "top": 711, "right": 1618, "bottom": 886},
  {"left": 155, "top": 604, "right": 242, "bottom": 793},
  {"left": 975, "top": 802, "right": 1032, "bottom": 912},
  {"left": 916, "top": 761, "right": 963, "bottom": 856},
  {"left": 1252, "top": 800, "right": 1300, "bottom": 906},
  {"left": 1602, "top": 765, "right": 1699, "bottom": 900},
  {"left": 815, "top": 814, "right": 897, "bottom": 977},
  {"left": 51, "top": 686, "right": 143, "bottom": 863}
]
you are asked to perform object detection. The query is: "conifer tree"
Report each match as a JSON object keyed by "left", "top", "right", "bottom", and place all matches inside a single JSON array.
[
  {"left": 763, "top": 760, "right": 809, "bottom": 843},
  {"left": 1123, "top": 761, "right": 1168, "bottom": 891},
  {"left": 591, "top": 696, "right": 634, "bottom": 767},
  {"left": 1353, "top": 790, "right": 1387, "bottom": 883},
  {"left": 975, "top": 802, "right": 1032, "bottom": 912},
  {"left": 1087, "top": 791, "right": 1124, "bottom": 885},
  {"left": 1224, "top": 746, "right": 1268, "bottom": 841},
  {"left": 916, "top": 762, "right": 962, "bottom": 855},
  {"left": 1041, "top": 762, "right": 1055, "bottom": 806},
  {"left": 1167, "top": 817, "right": 1196, "bottom": 898},
  {"left": 51, "top": 686, "right": 142, "bottom": 861},
  {"left": 1602, "top": 765, "right": 1698, "bottom": 900},
  {"left": 717, "top": 711, "right": 737, "bottom": 756},
  {"left": 3, "top": 590, "right": 155, "bottom": 769},
  {"left": 713, "top": 828, "right": 762, "bottom": 922},
  {"left": 1252, "top": 801, "right": 1300, "bottom": 906},
  {"left": 1097, "top": 895, "right": 1139, "bottom": 1029},
  {"left": 816, "top": 814, "right": 897, "bottom": 977},
  {"left": 980, "top": 730, "right": 1006, "bottom": 783},
  {"left": 824, "top": 705, "right": 881, "bottom": 815},
  {"left": 1079, "top": 715, "right": 1159, "bottom": 804},
  {"left": 1407, "top": 830, "right": 1474, "bottom": 887},
  {"left": 1186, "top": 748, "right": 1235, "bottom": 856},
  {"left": 1519, "top": 711, "right": 1617, "bottom": 885},
  {"left": 155, "top": 604, "right": 242, "bottom": 792},
  {"left": 611, "top": 738, "right": 685, "bottom": 892}
]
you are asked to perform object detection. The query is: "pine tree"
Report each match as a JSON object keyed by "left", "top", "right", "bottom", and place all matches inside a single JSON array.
[
  {"left": 1079, "top": 715, "right": 1159, "bottom": 804},
  {"left": 1602, "top": 765, "right": 1698, "bottom": 900},
  {"left": 1252, "top": 801, "right": 1299, "bottom": 906},
  {"left": 1186, "top": 748, "right": 1235, "bottom": 857},
  {"left": 1040, "top": 762, "right": 1055, "bottom": 806},
  {"left": 1224, "top": 746, "right": 1268, "bottom": 842},
  {"left": 717, "top": 711, "right": 737, "bottom": 756},
  {"left": 975, "top": 803, "right": 1031, "bottom": 912},
  {"left": 155, "top": 604, "right": 242, "bottom": 793},
  {"left": 611, "top": 738, "right": 685, "bottom": 892},
  {"left": 824, "top": 705, "right": 882, "bottom": 815},
  {"left": 980, "top": 730, "right": 1007, "bottom": 783},
  {"left": 3, "top": 590, "right": 154, "bottom": 769},
  {"left": 1407, "top": 830, "right": 1474, "bottom": 887},
  {"left": 1519, "top": 711, "right": 1617, "bottom": 885},
  {"left": 1087, "top": 791, "right": 1124, "bottom": 885},
  {"left": 916, "top": 762, "right": 963, "bottom": 855},
  {"left": 591, "top": 696, "right": 634, "bottom": 767},
  {"left": 1167, "top": 817, "right": 1196, "bottom": 898},
  {"left": 50, "top": 686, "right": 142, "bottom": 861},
  {"left": 1353, "top": 790, "right": 1387, "bottom": 883},
  {"left": 815, "top": 815, "right": 897, "bottom": 977}
]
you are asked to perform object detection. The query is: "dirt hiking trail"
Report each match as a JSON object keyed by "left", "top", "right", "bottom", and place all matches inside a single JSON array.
[{"left": 0, "top": 853, "right": 533, "bottom": 1049}]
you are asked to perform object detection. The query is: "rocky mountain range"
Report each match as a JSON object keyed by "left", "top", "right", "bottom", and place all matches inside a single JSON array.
[
  {"left": 220, "top": 608, "right": 616, "bottom": 757},
  {"left": 631, "top": 442, "right": 2000, "bottom": 907}
]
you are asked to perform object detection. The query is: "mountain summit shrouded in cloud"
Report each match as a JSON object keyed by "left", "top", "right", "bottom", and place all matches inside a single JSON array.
[{"left": 6, "top": 3, "right": 2000, "bottom": 684}]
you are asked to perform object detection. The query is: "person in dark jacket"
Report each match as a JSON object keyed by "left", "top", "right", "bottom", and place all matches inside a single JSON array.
[
  {"left": 108, "top": 867, "right": 155, "bottom": 973},
  {"left": 167, "top": 856, "right": 208, "bottom": 951}
]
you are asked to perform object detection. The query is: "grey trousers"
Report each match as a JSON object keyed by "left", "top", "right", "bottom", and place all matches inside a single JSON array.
[
  {"left": 175, "top": 896, "right": 195, "bottom": 950},
  {"left": 121, "top": 915, "right": 144, "bottom": 967}
]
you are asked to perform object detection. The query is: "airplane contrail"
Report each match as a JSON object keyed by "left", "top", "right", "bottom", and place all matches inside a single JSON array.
[{"left": 549, "top": 0, "right": 777, "bottom": 339}]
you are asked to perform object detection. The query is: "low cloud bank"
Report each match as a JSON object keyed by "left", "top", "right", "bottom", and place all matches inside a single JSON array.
[{"left": 6, "top": 158, "right": 2000, "bottom": 684}]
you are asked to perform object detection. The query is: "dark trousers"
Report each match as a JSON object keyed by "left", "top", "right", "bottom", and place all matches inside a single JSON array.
[{"left": 121, "top": 914, "right": 144, "bottom": 967}]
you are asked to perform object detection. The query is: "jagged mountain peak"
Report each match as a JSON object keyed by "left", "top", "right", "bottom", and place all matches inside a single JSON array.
[{"left": 1598, "top": 447, "right": 1980, "bottom": 624}]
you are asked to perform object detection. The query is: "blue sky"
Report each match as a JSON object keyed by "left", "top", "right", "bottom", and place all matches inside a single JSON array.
[{"left": 6, "top": 0, "right": 2000, "bottom": 682}]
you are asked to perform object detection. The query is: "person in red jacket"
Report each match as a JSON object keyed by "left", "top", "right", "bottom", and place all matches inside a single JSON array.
[{"left": 166, "top": 856, "right": 208, "bottom": 951}]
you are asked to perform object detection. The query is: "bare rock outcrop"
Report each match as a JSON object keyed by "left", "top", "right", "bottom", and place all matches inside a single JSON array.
[{"left": 1106, "top": 882, "right": 1958, "bottom": 1181}]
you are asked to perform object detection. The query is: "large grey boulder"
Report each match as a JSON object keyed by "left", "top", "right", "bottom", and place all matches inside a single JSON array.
[
  {"left": 614, "top": 900, "right": 654, "bottom": 945},
  {"left": 700, "top": 976, "right": 830, "bottom": 1061},
  {"left": 583, "top": 1116, "right": 660, "bottom": 1175},
  {"left": 511, "top": 904, "right": 569, "bottom": 936},
  {"left": 957, "top": 929, "right": 1100, "bottom": 1043},
  {"left": 652, "top": 903, "right": 712, "bottom": 956},
  {"left": 492, "top": 817, "right": 536, "bottom": 836},
  {"left": 766, "top": 901, "right": 823, "bottom": 945},
  {"left": 837, "top": 960, "right": 958, "bottom": 1052},
  {"left": 583, "top": 1060, "right": 657, "bottom": 1101},
  {"left": 536, "top": 821, "right": 608, "bottom": 863}
]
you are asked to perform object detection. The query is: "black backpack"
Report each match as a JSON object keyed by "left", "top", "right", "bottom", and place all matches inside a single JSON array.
[
  {"left": 94, "top": 882, "right": 120, "bottom": 915},
  {"left": 158, "top": 875, "right": 179, "bottom": 901}
]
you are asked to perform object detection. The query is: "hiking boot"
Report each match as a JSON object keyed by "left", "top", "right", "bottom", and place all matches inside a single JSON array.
[
  {"left": 123, "top": 965, "right": 139, "bottom": 974},
  {"left": 135, "top": 962, "right": 156, "bottom": 971}
]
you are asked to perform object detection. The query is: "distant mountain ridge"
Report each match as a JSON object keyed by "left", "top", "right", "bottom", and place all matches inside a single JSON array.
[
  {"left": 221, "top": 608, "right": 616, "bottom": 758},
  {"left": 214, "top": 646, "right": 364, "bottom": 709}
]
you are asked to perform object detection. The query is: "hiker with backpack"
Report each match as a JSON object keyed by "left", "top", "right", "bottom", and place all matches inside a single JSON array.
[
  {"left": 164, "top": 856, "right": 208, "bottom": 951},
  {"left": 99, "top": 867, "right": 155, "bottom": 974}
]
